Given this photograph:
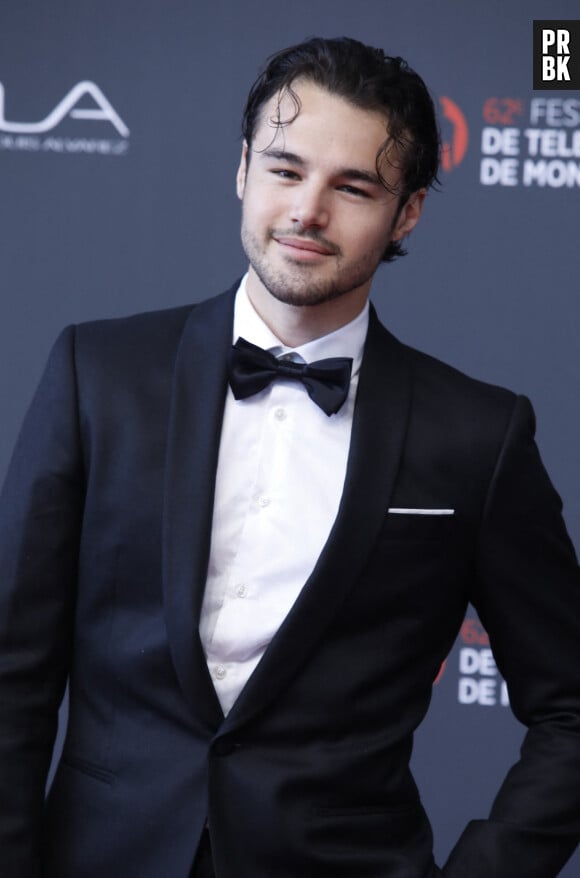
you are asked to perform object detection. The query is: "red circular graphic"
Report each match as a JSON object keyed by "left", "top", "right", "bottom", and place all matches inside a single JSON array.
[
  {"left": 433, "top": 659, "right": 447, "bottom": 685},
  {"left": 439, "top": 96, "right": 469, "bottom": 172}
]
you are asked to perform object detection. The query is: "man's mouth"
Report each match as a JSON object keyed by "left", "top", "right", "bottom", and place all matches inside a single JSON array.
[{"left": 273, "top": 235, "right": 336, "bottom": 256}]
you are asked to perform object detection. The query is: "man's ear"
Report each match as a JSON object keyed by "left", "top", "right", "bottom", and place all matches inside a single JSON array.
[
  {"left": 236, "top": 141, "right": 249, "bottom": 200},
  {"left": 392, "top": 188, "right": 427, "bottom": 241}
]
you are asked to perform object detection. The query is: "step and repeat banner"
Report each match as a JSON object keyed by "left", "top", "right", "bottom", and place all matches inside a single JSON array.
[{"left": 1, "top": 1, "right": 579, "bottom": 873}]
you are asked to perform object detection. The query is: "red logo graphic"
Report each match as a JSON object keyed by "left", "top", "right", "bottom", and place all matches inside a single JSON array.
[
  {"left": 433, "top": 616, "right": 491, "bottom": 686},
  {"left": 482, "top": 97, "right": 524, "bottom": 126},
  {"left": 460, "top": 617, "right": 490, "bottom": 646},
  {"left": 439, "top": 96, "right": 469, "bottom": 172},
  {"left": 433, "top": 659, "right": 447, "bottom": 685}
]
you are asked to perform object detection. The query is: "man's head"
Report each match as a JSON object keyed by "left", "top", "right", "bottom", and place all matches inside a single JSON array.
[{"left": 241, "top": 36, "right": 440, "bottom": 263}]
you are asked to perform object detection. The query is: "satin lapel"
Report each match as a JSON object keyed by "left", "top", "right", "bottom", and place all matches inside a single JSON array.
[
  {"left": 162, "top": 285, "right": 238, "bottom": 728},
  {"left": 220, "top": 308, "right": 413, "bottom": 735}
]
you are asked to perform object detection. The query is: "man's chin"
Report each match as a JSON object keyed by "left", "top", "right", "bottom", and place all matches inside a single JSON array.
[{"left": 264, "top": 283, "right": 347, "bottom": 308}]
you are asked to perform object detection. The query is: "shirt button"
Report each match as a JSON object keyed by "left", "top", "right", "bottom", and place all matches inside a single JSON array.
[
  {"left": 257, "top": 495, "right": 270, "bottom": 508},
  {"left": 235, "top": 584, "right": 248, "bottom": 598},
  {"left": 274, "top": 407, "right": 287, "bottom": 421},
  {"left": 214, "top": 665, "right": 227, "bottom": 680}
]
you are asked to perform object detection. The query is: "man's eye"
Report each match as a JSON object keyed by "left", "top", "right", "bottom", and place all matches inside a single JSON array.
[
  {"left": 338, "top": 185, "right": 369, "bottom": 198},
  {"left": 272, "top": 169, "right": 300, "bottom": 180}
]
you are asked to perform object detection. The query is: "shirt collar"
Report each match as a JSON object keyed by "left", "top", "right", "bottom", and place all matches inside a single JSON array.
[{"left": 233, "top": 274, "right": 369, "bottom": 376}]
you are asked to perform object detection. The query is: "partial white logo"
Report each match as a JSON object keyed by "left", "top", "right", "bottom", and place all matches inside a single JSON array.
[{"left": 0, "top": 81, "right": 130, "bottom": 156}]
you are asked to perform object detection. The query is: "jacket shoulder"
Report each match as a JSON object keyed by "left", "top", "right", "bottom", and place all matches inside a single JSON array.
[
  {"left": 370, "top": 313, "right": 528, "bottom": 457},
  {"left": 69, "top": 285, "right": 237, "bottom": 374},
  {"left": 369, "top": 306, "right": 518, "bottom": 417},
  {"left": 399, "top": 341, "right": 536, "bottom": 483},
  {"left": 405, "top": 342, "right": 517, "bottom": 409}
]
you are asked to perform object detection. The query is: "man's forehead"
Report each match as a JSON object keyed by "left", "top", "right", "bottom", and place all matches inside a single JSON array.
[{"left": 254, "top": 79, "right": 390, "bottom": 141}]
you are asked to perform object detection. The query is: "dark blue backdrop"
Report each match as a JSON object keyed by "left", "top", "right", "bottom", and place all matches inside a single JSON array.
[{"left": 1, "top": 1, "right": 579, "bottom": 872}]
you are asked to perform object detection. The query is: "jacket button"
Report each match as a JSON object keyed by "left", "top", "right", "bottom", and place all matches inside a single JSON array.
[{"left": 213, "top": 739, "right": 236, "bottom": 757}]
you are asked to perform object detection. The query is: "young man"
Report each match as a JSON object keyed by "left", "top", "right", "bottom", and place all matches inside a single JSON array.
[{"left": 1, "top": 37, "right": 580, "bottom": 878}]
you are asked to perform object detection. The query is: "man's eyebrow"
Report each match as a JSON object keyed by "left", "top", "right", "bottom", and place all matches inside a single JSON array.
[
  {"left": 340, "top": 168, "right": 383, "bottom": 187},
  {"left": 260, "top": 148, "right": 382, "bottom": 187},
  {"left": 261, "top": 148, "right": 306, "bottom": 166}
]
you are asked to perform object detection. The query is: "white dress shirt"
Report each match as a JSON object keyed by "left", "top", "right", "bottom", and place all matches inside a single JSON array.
[{"left": 199, "top": 276, "right": 369, "bottom": 714}]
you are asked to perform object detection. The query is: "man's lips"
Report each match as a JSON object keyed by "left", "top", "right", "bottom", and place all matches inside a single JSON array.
[{"left": 273, "top": 235, "right": 336, "bottom": 256}]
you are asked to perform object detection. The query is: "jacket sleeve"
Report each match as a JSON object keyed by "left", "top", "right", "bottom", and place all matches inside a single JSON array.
[
  {"left": 0, "top": 327, "right": 84, "bottom": 876},
  {"left": 444, "top": 395, "right": 580, "bottom": 877}
]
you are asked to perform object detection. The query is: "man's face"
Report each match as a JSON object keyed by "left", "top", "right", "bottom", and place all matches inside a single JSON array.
[{"left": 237, "top": 79, "right": 425, "bottom": 312}]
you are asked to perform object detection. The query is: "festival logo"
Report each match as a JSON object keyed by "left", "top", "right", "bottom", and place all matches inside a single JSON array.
[
  {"left": 456, "top": 617, "right": 509, "bottom": 708},
  {"left": 480, "top": 94, "right": 580, "bottom": 187},
  {"left": 432, "top": 616, "right": 509, "bottom": 708},
  {"left": 438, "top": 90, "right": 580, "bottom": 189}
]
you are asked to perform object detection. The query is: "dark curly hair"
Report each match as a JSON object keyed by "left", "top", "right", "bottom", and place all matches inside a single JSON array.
[{"left": 242, "top": 37, "right": 440, "bottom": 261}]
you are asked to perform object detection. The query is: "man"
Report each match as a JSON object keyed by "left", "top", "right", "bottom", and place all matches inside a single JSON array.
[{"left": 1, "top": 36, "right": 580, "bottom": 878}]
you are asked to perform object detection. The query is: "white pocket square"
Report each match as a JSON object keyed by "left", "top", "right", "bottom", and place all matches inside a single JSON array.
[{"left": 388, "top": 508, "right": 455, "bottom": 515}]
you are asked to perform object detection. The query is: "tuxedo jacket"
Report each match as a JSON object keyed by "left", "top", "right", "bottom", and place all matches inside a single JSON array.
[{"left": 1, "top": 283, "right": 580, "bottom": 878}]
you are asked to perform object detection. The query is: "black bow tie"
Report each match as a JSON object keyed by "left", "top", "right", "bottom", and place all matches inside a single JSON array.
[{"left": 227, "top": 337, "right": 353, "bottom": 416}]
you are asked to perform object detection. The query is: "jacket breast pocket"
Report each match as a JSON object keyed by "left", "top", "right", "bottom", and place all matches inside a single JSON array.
[{"left": 381, "top": 510, "right": 457, "bottom": 542}]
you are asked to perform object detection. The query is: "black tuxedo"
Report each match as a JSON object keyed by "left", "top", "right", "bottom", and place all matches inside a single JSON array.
[{"left": 1, "top": 284, "right": 580, "bottom": 877}]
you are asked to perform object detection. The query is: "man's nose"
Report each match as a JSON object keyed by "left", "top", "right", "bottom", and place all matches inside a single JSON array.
[{"left": 289, "top": 183, "right": 329, "bottom": 229}]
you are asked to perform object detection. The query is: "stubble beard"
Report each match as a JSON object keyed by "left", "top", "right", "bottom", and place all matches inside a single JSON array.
[{"left": 241, "top": 223, "right": 387, "bottom": 308}]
